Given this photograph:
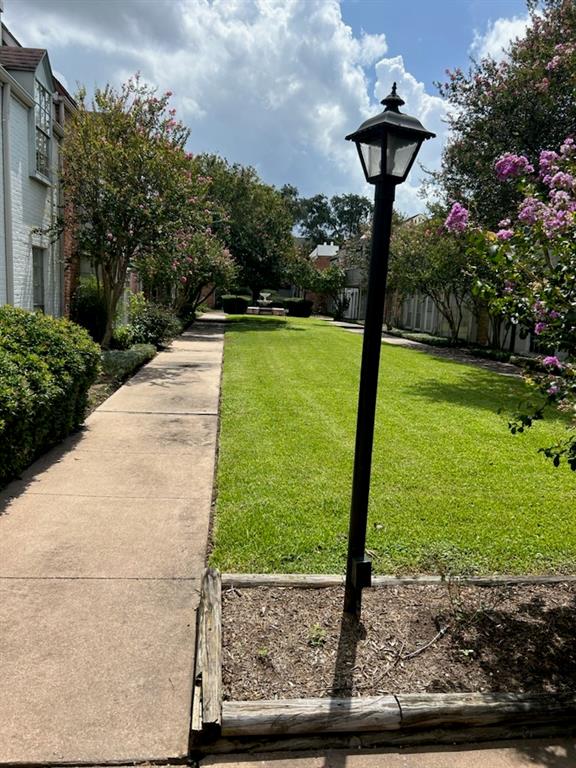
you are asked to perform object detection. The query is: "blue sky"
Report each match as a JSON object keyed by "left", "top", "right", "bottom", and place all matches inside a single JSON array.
[
  {"left": 5, "top": 0, "right": 532, "bottom": 215},
  {"left": 341, "top": 0, "right": 527, "bottom": 90}
]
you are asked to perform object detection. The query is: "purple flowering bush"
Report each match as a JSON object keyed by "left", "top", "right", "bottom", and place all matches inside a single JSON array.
[
  {"left": 444, "top": 139, "right": 576, "bottom": 469},
  {"left": 486, "top": 140, "right": 576, "bottom": 469}
]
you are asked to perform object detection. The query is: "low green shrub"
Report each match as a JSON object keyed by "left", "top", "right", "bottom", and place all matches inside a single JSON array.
[
  {"left": 0, "top": 306, "right": 100, "bottom": 487},
  {"left": 101, "top": 344, "right": 156, "bottom": 381},
  {"left": 111, "top": 324, "right": 134, "bottom": 350},
  {"left": 222, "top": 295, "right": 249, "bottom": 314},
  {"left": 127, "top": 293, "right": 182, "bottom": 348},
  {"left": 70, "top": 277, "right": 108, "bottom": 344},
  {"left": 285, "top": 298, "right": 313, "bottom": 317},
  {"left": 387, "top": 328, "right": 455, "bottom": 347},
  {"left": 469, "top": 347, "right": 511, "bottom": 363}
]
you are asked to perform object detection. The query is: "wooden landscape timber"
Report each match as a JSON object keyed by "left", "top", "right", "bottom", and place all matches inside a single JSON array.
[
  {"left": 196, "top": 720, "right": 576, "bottom": 756},
  {"left": 222, "top": 572, "right": 576, "bottom": 589},
  {"left": 193, "top": 570, "right": 576, "bottom": 750},
  {"left": 192, "top": 567, "right": 222, "bottom": 737},
  {"left": 221, "top": 693, "right": 576, "bottom": 738}
]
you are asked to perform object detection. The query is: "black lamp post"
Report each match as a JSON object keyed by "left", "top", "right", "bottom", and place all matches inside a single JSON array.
[{"left": 343, "top": 84, "right": 435, "bottom": 617}]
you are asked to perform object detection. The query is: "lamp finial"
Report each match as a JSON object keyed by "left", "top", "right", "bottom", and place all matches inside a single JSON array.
[{"left": 381, "top": 83, "right": 405, "bottom": 113}]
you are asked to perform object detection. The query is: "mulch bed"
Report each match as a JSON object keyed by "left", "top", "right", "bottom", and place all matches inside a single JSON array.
[{"left": 222, "top": 583, "right": 576, "bottom": 701}]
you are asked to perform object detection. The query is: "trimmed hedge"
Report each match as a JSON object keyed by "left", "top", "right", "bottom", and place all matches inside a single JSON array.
[
  {"left": 222, "top": 295, "right": 249, "bottom": 314},
  {"left": 0, "top": 306, "right": 101, "bottom": 487},
  {"left": 285, "top": 298, "right": 313, "bottom": 317},
  {"left": 101, "top": 344, "right": 156, "bottom": 381}
]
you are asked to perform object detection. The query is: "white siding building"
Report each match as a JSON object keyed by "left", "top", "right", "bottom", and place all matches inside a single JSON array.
[{"left": 0, "top": 13, "right": 73, "bottom": 317}]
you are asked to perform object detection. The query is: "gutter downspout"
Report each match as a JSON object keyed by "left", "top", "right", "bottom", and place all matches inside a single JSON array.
[{"left": 2, "top": 81, "right": 14, "bottom": 305}]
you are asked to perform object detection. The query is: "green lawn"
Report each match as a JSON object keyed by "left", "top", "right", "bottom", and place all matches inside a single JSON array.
[{"left": 210, "top": 316, "right": 576, "bottom": 575}]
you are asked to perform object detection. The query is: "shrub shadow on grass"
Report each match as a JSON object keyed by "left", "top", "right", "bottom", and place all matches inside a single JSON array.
[
  {"left": 225, "top": 317, "right": 305, "bottom": 332},
  {"left": 403, "top": 368, "right": 568, "bottom": 424}
]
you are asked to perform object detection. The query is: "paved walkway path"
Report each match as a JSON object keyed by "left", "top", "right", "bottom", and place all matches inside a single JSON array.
[
  {"left": 202, "top": 739, "right": 576, "bottom": 768},
  {"left": 0, "top": 319, "right": 224, "bottom": 764}
]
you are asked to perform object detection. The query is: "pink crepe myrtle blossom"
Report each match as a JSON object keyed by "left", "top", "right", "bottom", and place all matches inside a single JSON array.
[
  {"left": 560, "top": 138, "right": 576, "bottom": 157},
  {"left": 547, "top": 383, "right": 560, "bottom": 396},
  {"left": 543, "top": 355, "right": 563, "bottom": 369},
  {"left": 498, "top": 218, "right": 511, "bottom": 228},
  {"left": 534, "top": 322, "right": 547, "bottom": 335},
  {"left": 549, "top": 171, "right": 575, "bottom": 190},
  {"left": 518, "top": 197, "right": 543, "bottom": 224},
  {"left": 444, "top": 202, "right": 469, "bottom": 233},
  {"left": 496, "top": 228, "right": 514, "bottom": 240},
  {"left": 539, "top": 150, "right": 559, "bottom": 177},
  {"left": 495, "top": 153, "right": 534, "bottom": 180}
]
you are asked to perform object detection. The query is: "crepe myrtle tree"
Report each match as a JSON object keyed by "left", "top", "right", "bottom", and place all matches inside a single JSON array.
[
  {"left": 138, "top": 230, "right": 237, "bottom": 315},
  {"left": 446, "top": 138, "right": 576, "bottom": 470},
  {"left": 435, "top": 0, "right": 576, "bottom": 228},
  {"left": 60, "top": 76, "right": 219, "bottom": 347},
  {"left": 389, "top": 212, "right": 478, "bottom": 343}
]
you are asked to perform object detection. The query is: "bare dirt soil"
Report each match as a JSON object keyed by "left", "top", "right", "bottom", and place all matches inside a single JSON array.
[{"left": 222, "top": 583, "right": 576, "bottom": 700}]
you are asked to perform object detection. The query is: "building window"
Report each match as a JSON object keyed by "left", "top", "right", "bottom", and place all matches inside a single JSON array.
[
  {"left": 35, "top": 80, "right": 51, "bottom": 176},
  {"left": 33, "top": 247, "right": 45, "bottom": 312}
]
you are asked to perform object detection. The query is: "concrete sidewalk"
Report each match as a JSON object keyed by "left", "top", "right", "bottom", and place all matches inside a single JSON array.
[
  {"left": 0, "top": 320, "right": 223, "bottom": 764},
  {"left": 202, "top": 740, "right": 576, "bottom": 768}
]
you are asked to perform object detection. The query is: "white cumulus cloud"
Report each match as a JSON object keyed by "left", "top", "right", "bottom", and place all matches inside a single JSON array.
[
  {"left": 5, "top": 0, "right": 448, "bottom": 216},
  {"left": 470, "top": 15, "right": 531, "bottom": 63}
]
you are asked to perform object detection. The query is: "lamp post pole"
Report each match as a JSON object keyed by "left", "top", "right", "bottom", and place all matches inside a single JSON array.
[
  {"left": 343, "top": 180, "right": 395, "bottom": 617},
  {"left": 343, "top": 83, "right": 435, "bottom": 619}
]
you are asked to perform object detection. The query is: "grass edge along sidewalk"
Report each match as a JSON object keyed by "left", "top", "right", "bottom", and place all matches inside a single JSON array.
[{"left": 210, "top": 316, "right": 575, "bottom": 576}]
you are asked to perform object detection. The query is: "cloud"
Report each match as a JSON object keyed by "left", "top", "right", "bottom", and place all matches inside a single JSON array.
[
  {"left": 470, "top": 14, "right": 531, "bottom": 63},
  {"left": 5, "top": 0, "right": 446, "bottom": 216}
]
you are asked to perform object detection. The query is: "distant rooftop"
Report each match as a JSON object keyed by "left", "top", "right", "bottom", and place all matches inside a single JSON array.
[{"left": 0, "top": 46, "right": 46, "bottom": 71}]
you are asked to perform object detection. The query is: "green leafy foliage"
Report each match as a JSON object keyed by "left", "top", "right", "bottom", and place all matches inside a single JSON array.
[
  {"left": 294, "top": 192, "right": 373, "bottom": 244},
  {"left": 196, "top": 155, "right": 295, "bottom": 300},
  {"left": 315, "top": 265, "right": 348, "bottom": 320},
  {"left": 284, "top": 298, "right": 313, "bottom": 317},
  {"left": 111, "top": 324, "right": 134, "bottom": 350},
  {"left": 389, "top": 217, "right": 480, "bottom": 342},
  {"left": 221, "top": 295, "right": 250, "bottom": 314},
  {"left": 101, "top": 344, "right": 156, "bottom": 381},
  {"left": 70, "top": 277, "right": 108, "bottom": 344},
  {"left": 0, "top": 307, "right": 100, "bottom": 487},
  {"left": 126, "top": 293, "right": 182, "bottom": 348}
]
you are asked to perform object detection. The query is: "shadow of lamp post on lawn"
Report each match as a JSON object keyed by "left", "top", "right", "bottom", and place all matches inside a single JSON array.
[{"left": 343, "top": 84, "right": 436, "bottom": 618}]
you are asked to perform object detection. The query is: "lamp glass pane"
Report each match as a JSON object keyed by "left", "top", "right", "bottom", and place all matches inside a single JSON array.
[
  {"left": 386, "top": 134, "right": 420, "bottom": 178},
  {"left": 359, "top": 142, "right": 382, "bottom": 181}
]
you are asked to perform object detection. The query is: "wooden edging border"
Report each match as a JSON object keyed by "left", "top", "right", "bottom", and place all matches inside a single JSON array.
[
  {"left": 192, "top": 569, "right": 576, "bottom": 752},
  {"left": 192, "top": 568, "right": 222, "bottom": 737},
  {"left": 222, "top": 572, "right": 576, "bottom": 588}
]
